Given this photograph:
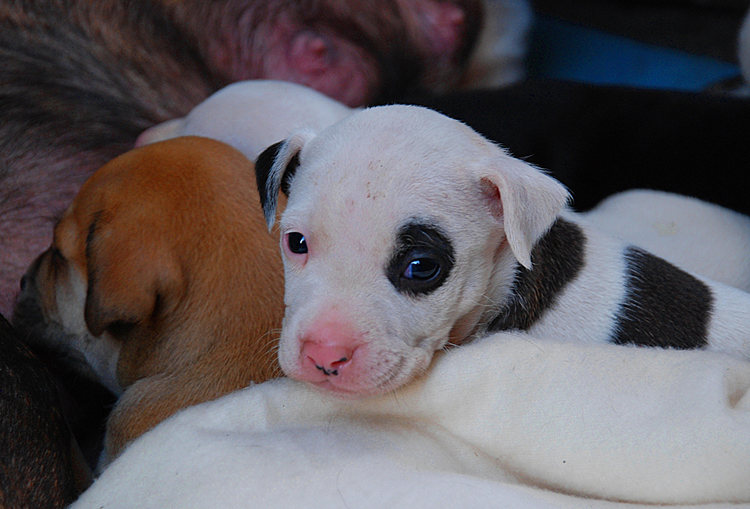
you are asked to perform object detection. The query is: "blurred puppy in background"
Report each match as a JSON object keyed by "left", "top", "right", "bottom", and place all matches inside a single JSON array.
[{"left": 135, "top": 80, "right": 356, "bottom": 161}]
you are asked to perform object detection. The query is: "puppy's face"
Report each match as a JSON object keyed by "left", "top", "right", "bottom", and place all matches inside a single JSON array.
[
  {"left": 14, "top": 208, "right": 123, "bottom": 395},
  {"left": 258, "top": 105, "right": 569, "bottom": 397}
]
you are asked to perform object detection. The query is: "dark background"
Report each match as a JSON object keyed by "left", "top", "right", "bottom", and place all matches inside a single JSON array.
[
  {"left": 533, "top": 0, "right": 748, "bottom": 63},
  {"left": 411, "top": 0, "right": 750, "bottom": 215}
]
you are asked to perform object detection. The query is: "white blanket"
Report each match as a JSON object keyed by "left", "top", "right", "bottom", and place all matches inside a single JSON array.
[{"left": 72, "top": 333, "right": 750, "bottom": 508}]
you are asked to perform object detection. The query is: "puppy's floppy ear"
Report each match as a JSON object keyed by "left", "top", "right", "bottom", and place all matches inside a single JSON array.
[
  {"left": 83, "top": 214, "right": 183, "bottom": 337},
  {"left": 255, "top": 131, "right": 315, "bottom": 230},
  {"left": 480, "top": 150, "right": 570, "bottom": 269}
]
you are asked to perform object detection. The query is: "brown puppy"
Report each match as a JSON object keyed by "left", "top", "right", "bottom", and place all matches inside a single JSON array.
[{"left": 13, "top": 137, "right": 285, "bottom": 466}]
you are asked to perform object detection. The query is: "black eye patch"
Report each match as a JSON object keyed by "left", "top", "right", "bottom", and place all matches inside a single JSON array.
[{"left": 387, "top": 222, "right": 455, "bottom": 297}]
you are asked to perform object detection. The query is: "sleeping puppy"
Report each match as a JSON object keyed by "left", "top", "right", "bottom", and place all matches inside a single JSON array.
[
  {"left": 13, "top": 137, "right": 285, "bottom": 465},
  {"left": 135, "top": 80, "right": 355, "bottom": 161},
  {"left": 255, "top": 104, "right": 750, "bottom": 398}
]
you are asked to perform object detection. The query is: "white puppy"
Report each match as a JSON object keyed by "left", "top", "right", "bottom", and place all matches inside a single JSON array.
[
  {"left": 136, "top": 80, "right": 354, "bottom": 161},
  {"left": 256, "top": 104, "right": 750, "bottom": 397}
]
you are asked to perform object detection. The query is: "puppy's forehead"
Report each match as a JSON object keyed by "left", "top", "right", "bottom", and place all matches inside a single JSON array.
[
  {"left": 282, "top": 106, "right": 497, "bottom": 260},
  {"left": 291, "top": 106, "right": 491, "bottom": 212},
  {"left": 303, "top": 105, "right": 489, "bottom": 171}
]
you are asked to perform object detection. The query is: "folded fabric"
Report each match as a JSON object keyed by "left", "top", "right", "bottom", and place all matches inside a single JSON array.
[{"left": 72, "top": 333, "right": 750, "bottom": 508}]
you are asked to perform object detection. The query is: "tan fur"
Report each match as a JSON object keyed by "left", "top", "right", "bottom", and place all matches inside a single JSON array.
[{"left": 15, "top": 137, "right": 284, "bottom": 465}]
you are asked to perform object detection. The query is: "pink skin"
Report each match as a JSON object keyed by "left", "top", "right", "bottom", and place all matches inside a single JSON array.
[
  {"left": 200, "top": 1, "right": 476, "bottom": 106},
  {"left": 397, "top": 0, "right": 474, "bottom": 91},
  {"left": 298, "top": 318, "right": 362, "bottom": 393},
  {"left": 271, "top": 30, "right": 379, "bottom": 108},
  {"left": 209, "top": 15, "right": 381, "bottom": 108},
  {"left": 283, "top": 31, "right": 379, "bottom": 108},
  {"left": 401, "top": 0, "right": 466, "bottom": 62}
]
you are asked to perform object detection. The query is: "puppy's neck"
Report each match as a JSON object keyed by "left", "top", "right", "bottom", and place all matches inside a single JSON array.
[{"left": 482, "top": 218, "right": 586, "bottom": 334}]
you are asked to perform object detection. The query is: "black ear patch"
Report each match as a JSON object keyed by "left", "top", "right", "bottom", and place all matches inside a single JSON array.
[
  {"left": 254, "top": 140, "right": 301, "bottom": 227},
  {"left": 387, "top": 221, "right": 455, "bottom": 297},
  {"left": 254, "top": 141, "right": 283, "bottom": 212},
  {"left": 255, "top": 141, "right": 300, "bottom": 202}
]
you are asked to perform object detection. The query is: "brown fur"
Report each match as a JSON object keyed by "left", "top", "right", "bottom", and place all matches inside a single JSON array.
[{"left": 13, "top": 137, "right": 285, "bottom": 462}]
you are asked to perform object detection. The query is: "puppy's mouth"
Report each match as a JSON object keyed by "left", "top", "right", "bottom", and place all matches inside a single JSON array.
[{"left": 303, "top": 355, "right": 415, "bottom": 399}]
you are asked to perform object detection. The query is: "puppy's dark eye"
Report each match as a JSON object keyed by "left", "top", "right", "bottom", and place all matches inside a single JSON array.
[
  {"left": 402, "top": 257, "right": 441, "bottom": 281},
  {"left": 387, "top": 222, "right": 454, "bottom": 297},
  {"left": 286, "top": 232, "right": 308, "bottom": 254}
]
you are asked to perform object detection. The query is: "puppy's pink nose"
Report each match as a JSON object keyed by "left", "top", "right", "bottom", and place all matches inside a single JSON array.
[{"left": 301, "top": 341, "right": 355, "bottom": 376}]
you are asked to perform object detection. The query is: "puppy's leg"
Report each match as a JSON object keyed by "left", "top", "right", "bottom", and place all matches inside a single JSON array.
[{"left": 101, "top": 348, "right": 281, "bottom": 468}]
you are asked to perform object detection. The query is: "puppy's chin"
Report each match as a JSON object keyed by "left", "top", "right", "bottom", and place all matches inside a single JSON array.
[
  {"left": 13, "top": 263, "right": 123, "bottom": 396},
  {"left": 15, "top": 311, "right": 122, "bottom": 396},
  {"left": 14, "top": 300, "right": 106, "bottom": 385}
]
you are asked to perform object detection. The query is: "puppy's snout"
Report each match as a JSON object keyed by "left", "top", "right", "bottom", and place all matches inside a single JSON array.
[
  {"left": 298, "top": 320, "right": 360, "bottom": 380},
  {"left": 303, "top": 341, "right": 354, "bottom": 376}
]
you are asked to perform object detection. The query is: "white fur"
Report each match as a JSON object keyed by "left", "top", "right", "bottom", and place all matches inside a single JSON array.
[
  {"left": 584, "top": 189, "right": 750, "bottom": 292},
  {"left": 72, "top": 333, "right": 750, "bottom": 507},
  {"left": 136, "top": 80, "right": 354, "bottom": 161},
  {"left": 262, "top": 105, "right": 750, "bottom": 397}
]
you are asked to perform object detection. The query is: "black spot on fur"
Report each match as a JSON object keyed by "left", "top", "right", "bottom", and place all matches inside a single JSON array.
[
  {"left": 613, "top": 247, "right": 712, "bottom": 349},
  {"left": 488, "top": 218, "right": 585, "bottom": 332},
  {"left": 254, "top": 141, "right": 281, "bottom": 211},
  {"left": 387, "top": 221, "right": 455, "bottom": 297},
  {"left": 255, "top": 141, "right": 300, "bottom": 221}
]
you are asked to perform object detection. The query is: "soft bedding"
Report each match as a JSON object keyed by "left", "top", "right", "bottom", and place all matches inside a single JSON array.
[{"left": 72, "top": 333, "right": 750, "bottom": 508}]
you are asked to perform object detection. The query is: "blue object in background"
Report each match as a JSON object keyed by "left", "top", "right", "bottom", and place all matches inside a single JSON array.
[{"left": 527, "top": 15, "right": 741, "bottom": 91}]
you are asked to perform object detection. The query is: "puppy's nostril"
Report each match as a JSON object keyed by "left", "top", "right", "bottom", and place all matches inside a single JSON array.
[
  {"left": 315, "top": 357, "right": 348, "bottom": 376},
  {"left": 19, "top": 275, "right": 28, "bottom": 292},
  {"left": 302, "top": 340, "right": 356, "bottom": 379},
  {"left": 316, "top": 364, "right": 336, "bottom": 376}
]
